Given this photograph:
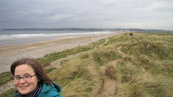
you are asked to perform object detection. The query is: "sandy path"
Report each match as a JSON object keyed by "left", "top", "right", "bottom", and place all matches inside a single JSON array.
[{"left": 0, "top": 33, "right": 117, "bottom": 73}]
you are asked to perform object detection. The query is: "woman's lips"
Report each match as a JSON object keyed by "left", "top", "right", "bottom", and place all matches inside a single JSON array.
[{"left": 19, "top": 85, "right": 29, "bottom": 89}]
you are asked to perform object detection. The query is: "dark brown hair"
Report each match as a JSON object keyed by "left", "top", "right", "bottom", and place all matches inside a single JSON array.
[{"left": 11, "top": 58, "right": 52, "bottom": 85}]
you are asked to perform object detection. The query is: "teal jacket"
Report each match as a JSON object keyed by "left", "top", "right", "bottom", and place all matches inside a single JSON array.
[
  {"left": 38, "top": 83, "right": 63, "bottom": 97},
  {"left": 12, "top": 82, "right": 63, "bottom": 97}
]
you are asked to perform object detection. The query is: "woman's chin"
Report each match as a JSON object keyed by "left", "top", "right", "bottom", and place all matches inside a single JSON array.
[{"left": 18, "top": 86, "right": 31, "bottom": 94}]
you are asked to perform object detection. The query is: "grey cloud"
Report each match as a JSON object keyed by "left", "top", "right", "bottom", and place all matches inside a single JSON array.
[{"left": 0, "top": 0, "right": 173, "bottom": 30}]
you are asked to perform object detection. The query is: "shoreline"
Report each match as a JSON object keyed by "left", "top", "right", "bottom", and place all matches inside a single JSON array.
[{"left": 0, "top": 33, "right": 118, "bottom": 73}]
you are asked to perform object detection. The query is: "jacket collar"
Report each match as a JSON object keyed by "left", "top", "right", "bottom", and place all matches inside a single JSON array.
[{"left": 40, "top": 82, "right": 62, "bottom": 94}]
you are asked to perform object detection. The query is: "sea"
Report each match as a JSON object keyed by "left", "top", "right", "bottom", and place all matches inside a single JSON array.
[
  {"left": 0, "top": 29, "right": 114, "bottom": 46},
  {"left": 0, "top": 29, "right": 118, "bottom": 73}
]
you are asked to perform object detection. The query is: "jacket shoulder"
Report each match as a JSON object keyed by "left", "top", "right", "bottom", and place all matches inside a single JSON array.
[{"left": 38, "top": 82, "right": 63, "bottom": 97}]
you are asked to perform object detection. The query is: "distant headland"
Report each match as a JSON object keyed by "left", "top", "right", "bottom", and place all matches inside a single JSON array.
[{"left": 1, "top": 28, "right": 173, "bottom": 33}]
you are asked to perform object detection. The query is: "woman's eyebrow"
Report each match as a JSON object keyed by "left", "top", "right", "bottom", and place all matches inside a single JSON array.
[
  {"left": 15, "top": 73, "right": 31, "bottom": 76},
  {"left": 23, "top": 73, "right": 32, "bottom": 75}
]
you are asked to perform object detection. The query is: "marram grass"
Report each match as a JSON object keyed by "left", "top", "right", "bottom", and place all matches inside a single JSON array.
[{"left": 1, "top": 32, "right": 173, "bottom": 97}]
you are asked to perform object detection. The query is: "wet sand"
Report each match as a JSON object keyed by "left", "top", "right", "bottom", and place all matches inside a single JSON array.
[{"left": 0, "top": 33, "right": 117, "bottom": 73}]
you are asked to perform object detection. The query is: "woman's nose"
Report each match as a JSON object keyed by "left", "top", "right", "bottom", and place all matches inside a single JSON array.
[{"left": 18, "top": 78, "right": 26, "bottom": 84}]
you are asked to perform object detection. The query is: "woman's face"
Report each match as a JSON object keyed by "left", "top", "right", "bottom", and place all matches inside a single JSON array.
[{"left": 13, "top": 64, "right": 39, "bottom": 94}]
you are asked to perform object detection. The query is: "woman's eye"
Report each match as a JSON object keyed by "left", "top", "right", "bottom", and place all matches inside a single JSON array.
[
  {"left": 16, "top": 76, "right": 21, "bottom": 80},
  {"left": 24, "top": 75, "right": 31, "bottom": 78}
]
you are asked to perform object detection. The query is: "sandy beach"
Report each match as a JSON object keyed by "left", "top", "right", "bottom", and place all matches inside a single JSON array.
[{"left": 0, "top": 33, "right": 117, "bottom": 73}]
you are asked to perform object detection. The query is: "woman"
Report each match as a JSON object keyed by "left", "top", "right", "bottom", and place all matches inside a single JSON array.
[{"left": 10, "top": 58, "right": 63, "bottom": 97}]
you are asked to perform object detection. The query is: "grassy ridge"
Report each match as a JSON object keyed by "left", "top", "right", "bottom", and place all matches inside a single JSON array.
[
  {"left": 0, "top": 88, "right": 15, "bottom": 97},
  {"left": 37, "top": 38, "right": 105, "bottom": 67},
  {"left": 0, "top": 72, "right": 13, "bottom": 86},
  {"left": 1, "top": 32, "right": 173, "bottom": 97},
  {"left": 49, "top": 32, "right": 173, "bottom": 97}
]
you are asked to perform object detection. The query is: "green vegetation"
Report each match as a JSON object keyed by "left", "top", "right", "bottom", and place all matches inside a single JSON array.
[
  {"left": 53, "top": 32, "right": 173, "bottom": 97},
  {"left": 0, "top": 72, "right": 13, "bottom": 86},
  {"left": 37, "top": 39, "right": 105, "bottom": 67},
  {"left": 0, "top": 88, "right": 15, "bottom": 97},
  {"left": 1, "top": 32, "right": 173, "bottom": 97},
  {"left": 45, "top": 67, "right": 57, "bottom": 73}
]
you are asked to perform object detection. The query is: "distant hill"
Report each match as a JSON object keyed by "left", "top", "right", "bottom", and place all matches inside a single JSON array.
[{"left": 2, "top": 28, "right": 173, "bottom": 33}]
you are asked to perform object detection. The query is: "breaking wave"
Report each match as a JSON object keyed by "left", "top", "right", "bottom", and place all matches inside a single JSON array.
[{"left": 0, "top": 31, "right": 112, "bottom": 41}]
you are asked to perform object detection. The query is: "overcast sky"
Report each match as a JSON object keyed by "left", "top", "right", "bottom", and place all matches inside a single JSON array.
[{"left": 0, "top": 0, "right": 173, "bottom": 30}]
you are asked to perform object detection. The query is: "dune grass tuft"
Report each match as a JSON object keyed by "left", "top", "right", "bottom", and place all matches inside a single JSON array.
[{"left": 0, "top": 72, "right": 13, "bottom": 86}]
